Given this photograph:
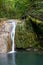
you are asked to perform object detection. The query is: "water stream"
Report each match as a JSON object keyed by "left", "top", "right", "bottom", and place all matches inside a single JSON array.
[{"left": 8, "top": 20, "right": 17, "bottom": 53}]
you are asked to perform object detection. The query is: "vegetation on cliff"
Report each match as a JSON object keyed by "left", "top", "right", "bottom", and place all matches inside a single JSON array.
[
  {"left": 0, "top": 0, "right": 43, "bottom": 50},
  {"left": 15, "top": 19, "right": 40, "bottom": 49}
]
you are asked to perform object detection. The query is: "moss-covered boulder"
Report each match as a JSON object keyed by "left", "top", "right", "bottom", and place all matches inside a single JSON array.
[{"left": 15, "top": 19, "right": 39, "bottom": 49}]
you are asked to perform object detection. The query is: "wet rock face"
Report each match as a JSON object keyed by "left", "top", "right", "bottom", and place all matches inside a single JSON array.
[
  {"left": 0, "top": 21, "right": 12, "bottom": 53},
  {"left": 0, "top": 34, "right": 7, "bottom": 53},
  {"left": 0, "top": 32, "right": 11, "bottom": 53}
]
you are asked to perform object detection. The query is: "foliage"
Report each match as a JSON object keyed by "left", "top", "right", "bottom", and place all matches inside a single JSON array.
[
  {"left": 0, "top": 0, "right": 43, "bottom": 19},
  {"left": 0, "top": 0, "right": 30, "bottom": 18}
]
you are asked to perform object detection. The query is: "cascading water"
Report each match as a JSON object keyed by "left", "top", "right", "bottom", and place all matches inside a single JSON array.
[
  {"left": 11, "top": 21, "right": 17, "bottom": 52},
  {"left": 8, "top": 20, "right": 17, "bottom": 53}
]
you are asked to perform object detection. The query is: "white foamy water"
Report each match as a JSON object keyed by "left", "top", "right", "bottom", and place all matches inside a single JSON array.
[{"left": 8, "top": 20, "right": 17, "bottom": 54}]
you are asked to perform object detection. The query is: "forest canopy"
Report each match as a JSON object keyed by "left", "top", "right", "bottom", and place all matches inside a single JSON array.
[
  {"left": 0, "top": 0, "right": 43, "bottom": 19},
  {"left": 0, "top": 0, "right": 31, "bottom": 18}
]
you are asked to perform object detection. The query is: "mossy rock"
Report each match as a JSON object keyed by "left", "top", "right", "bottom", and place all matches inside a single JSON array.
[
  {"left": 15, "top": 20, "right": 39, "bottom": 49},
  {"left": 29, "top": 16, "right": 43, "bottom": 48}
]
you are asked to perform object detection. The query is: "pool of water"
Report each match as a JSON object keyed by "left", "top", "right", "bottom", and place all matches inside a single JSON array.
[{"left": 0, "top": 51, "right": 43, "bottom": 65}]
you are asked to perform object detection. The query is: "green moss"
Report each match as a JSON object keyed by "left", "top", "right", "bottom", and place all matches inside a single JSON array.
[{"left": 15, "top": 19, "right": 39, "bottom": 49}]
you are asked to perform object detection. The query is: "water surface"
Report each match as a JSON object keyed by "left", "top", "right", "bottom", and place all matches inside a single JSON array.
[{"left": 0, "top": 51, "right": 43, "bottom": 65}]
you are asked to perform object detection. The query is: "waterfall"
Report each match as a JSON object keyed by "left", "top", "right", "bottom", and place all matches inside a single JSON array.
[
  {"left": 11, "top": 21, "right": 17, "bottom": 52},
  {"left": 8, "top": 20, "right": 17, "bottom": 53}
]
